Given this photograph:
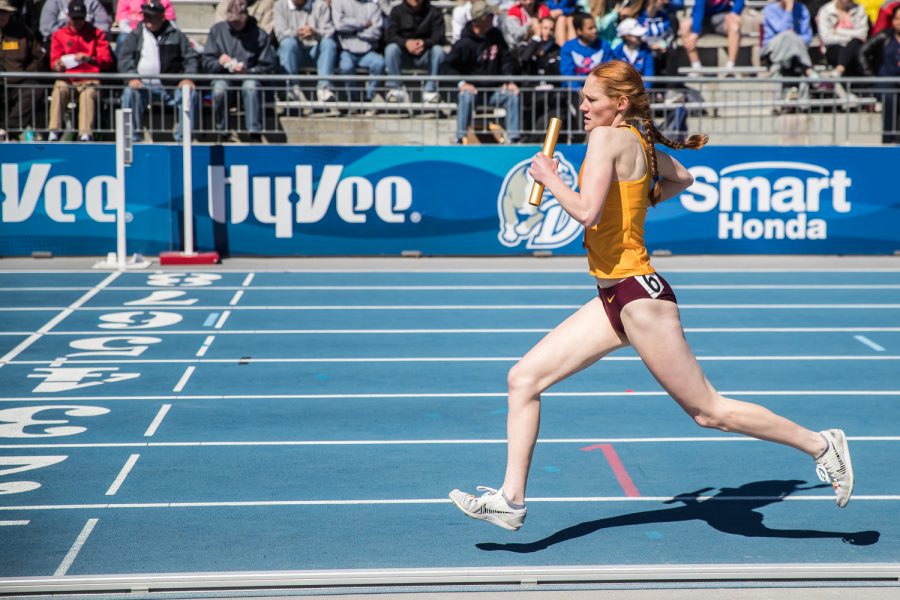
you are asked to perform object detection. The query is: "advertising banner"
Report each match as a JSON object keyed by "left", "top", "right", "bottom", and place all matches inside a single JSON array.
[{"left": 1, "top": 144, "right": 897, "bottom": 256}]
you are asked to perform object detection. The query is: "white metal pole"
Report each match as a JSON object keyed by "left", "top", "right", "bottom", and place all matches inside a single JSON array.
[
  {"left": 115, "top": 109, "right": 126, "bottom": 268},
  {"left": 182, "top": 84, "right": 195, "bottom": 256}
]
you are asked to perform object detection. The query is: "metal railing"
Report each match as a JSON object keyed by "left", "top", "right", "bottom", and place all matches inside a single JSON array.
[{"left": 1, "top": 72, "right": 897, "bottom": 145}]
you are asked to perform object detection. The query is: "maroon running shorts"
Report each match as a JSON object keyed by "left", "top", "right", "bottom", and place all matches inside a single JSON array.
[{"left": 596, "top": 272, "right": 678, "bottom": 335}]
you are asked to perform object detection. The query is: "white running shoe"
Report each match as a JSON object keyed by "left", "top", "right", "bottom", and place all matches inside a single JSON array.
[
  {"left": 422, "top": 90, "right": 441, "bottom": 104},
  {"left": 815, "top": 429, "right": 854, "bottom": 508},
  {"left": 386, "top": 88, "right": 409, "bottom": 103},
  {"left": 449, "top": 486, "right": 526, "bottom": 531},
  {"left": 316, "top": 87, "right": 335, "bottom": 102}
]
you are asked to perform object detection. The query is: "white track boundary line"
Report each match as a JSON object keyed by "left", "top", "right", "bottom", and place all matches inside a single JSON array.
[
  {"left": 53, "top": 518, "right": 98, "bottom": 576},
  {"left": 37, "top": 327, "right": 900, "bottom": 335},
  {"left": 3, "top": 435, "right": 898, "bottom": 449},
  {"left": 172, "top": 367, "right": 195, "bottom": 393},
  {"left": 9, "top": 355, "right": 900, "bottom": 365},
  {"left": 0, "top": 520, "right": 30, "bottom": 526},
  {"left": 2, "top": 390, "right": 899, "bottom": 402},
  {"left": 6, "top": 496, "right": 900, "bottom": 512},
  {"left": 3, "top": 267, "right": 900, "bottom": 273},
  {"left": 144, "top": 405, "right": 171, "bottom": 437},
  {"left": 855, "top": 335, "right": 887, "bottom": 352},
  {"left": 12, "top": 304, "right": 900, "bottom": 311},
  {"left": 11, "top": 284, "right": 900, "bottom": 291},
  {"left": 0, "top": 272, "right": 120, "bottom": 368},
  {"left": 105, "top": 454, "right": 140, "bottom": 496}
]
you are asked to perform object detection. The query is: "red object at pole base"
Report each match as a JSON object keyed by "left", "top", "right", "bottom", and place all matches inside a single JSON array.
[{"left": 159, "top": 251, "right": 221, "bottom": 265}]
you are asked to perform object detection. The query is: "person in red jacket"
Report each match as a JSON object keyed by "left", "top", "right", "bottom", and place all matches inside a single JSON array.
[{"left": 47, "top": 0, "right": 113, "bottom": 141}]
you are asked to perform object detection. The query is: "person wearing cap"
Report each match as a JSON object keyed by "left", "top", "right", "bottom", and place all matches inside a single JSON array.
[
  {"left": 216, "top": 0, "right": 275, "bottom": 34},
  {"left": 47, "top": 0, "right": 113, "bottom": 141},
  {"left": 0, "top": 0, "right": 45, "bottom": 141},
  {"left": 679, "top": 0, "right": 743, "bottom": 73},
  {"left": 273, "top": 0, "right": 338, "bottom": 102},
  {"left": 117, "top": 0, "right": 199, "bottom": 142},
  {"left": 383, "top": 0, "right": 445, "bottom": 104},
  {"left": 114, "top": 0, "right": 175, "bottom": 53},
  {"left": 203, "top": 0, "right": 277, "bottom": 140},
  {"left": 39, "top": 0, "right": 109, "bottom": 44},
  {"left": 331, "top": 0, "right": 386, "bottom": 103},
  {"left": 442, "top": 0, "right": 521, "bottom": 144},
  {"left": 559, "top": 11, "right": 613, "bottom": 89},
  {"left": 612, "top": 17, "right": 654, "bottom": 85}
]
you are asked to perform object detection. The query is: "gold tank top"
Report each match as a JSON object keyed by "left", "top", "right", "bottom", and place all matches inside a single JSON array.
[{"left": 580, "top": 124, "right": 656, "bottom": 279}]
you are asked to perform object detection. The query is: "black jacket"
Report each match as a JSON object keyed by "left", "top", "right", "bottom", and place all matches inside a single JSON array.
[
  {"left": 202, "top": 17, "right": 276, "bottom": 75},
  {"left": 515, "top": 37, "right": 560, "bottom": 81},
  {"left": 441, "top": 21, "right": 518, "bottom": 88},
  {"left": 859, "top": 29, "right": 894, "bottom": 76},
  {"left": 118, "top": 21, "right": 199, "bottom": 77},
  {"left": 386, "top": 0, "right": 445, "bottom": 50}
]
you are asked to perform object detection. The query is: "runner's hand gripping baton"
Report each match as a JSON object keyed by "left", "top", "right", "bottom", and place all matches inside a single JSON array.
[{"left": 528, "top": 117, "right": 562, "bottom": 207}]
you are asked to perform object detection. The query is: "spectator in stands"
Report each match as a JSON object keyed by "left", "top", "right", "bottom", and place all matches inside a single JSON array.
[
  {"left": 203, "top": 0, "right": 277, "bottom": 140},
  {"left": 679, "top": 0, "right": 744, "bottom": 73},
  {"left": 273, "top": 0, "right": 337, "bottom": 102},
  {"left": 443, "top": 0, "right": 521, "bottom": 143},
  {"left": 39, "top": 0, "right": 109, "bottom": 44},
  {"left": 560, "top": 11, "right": 614, "bottom": 88},
  {"left": 384, "top": 0, "right": 445, "bottom": 103},
  {"left": 504, "top": 0, "right": 551, "bottom": 47},
  {"left": 546, "top": 0, "right": 578, "bottom": 46},
  {"left": 638, "top": 0, "right": 683, "bottom": 77},
  {"left": 47, "top": 0, "right": 113, "bottom": 141},
  {"left": 612, "top": 17, "right": 654, "bottom": 83},
  {"left": 332, "top": 0, "right": 386, "bottom": 103},
  {"left": 816, "top": 0, "right": 869, "bottom": 78},
  {"left": 451, "top": 0, "right": 499, "bottom": 44},
  {"left": 860, "top": 2, "right": 899, "bottom": 142},
  {"left": 516, "top": 15, "right": 561, "bottom": 139},
  {"left": 114, "top": 0, "right": 175, "bottom": 52},
  {"left": 0, "top": 0, "right": 45, "bottom": 141},
  {"left": 217, "top": 0, "right": 275, "bottom": 34},
  {"left": 761, "top": 0, "right": 818, "bottom": 81},
  {"left": 585, "top": 0, "right": 647, "bottom": 44},
  {"left": 872, "top": 0, "right": 899, "bottom": 35},
  {"left": 10, "top": 0, "right": 38, "bottom": 32},
  {"left": 118, "top": 0, "right": 198, "bottom": 141}
]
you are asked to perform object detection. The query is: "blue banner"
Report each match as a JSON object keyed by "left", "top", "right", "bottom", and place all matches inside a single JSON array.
[{"left": 1, "top": 144, "right": 898, "bottom": 256}]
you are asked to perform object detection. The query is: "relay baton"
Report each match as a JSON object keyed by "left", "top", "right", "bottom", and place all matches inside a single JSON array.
[{"left": 527, "top": 117, "right": 562, "bottom": 207}]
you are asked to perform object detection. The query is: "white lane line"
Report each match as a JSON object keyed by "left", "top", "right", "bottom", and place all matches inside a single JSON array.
[
  {"left": 28, "top": 284, "right": 900, "bottom": 291},
  {"left": 3, "top": 267, "right": 900, "bottom": 273},
  {"left": 105, "top": 454, "right": 140, "bottom": 496},
  {"left": 2, "top": 390, "right": 900, "bottom": 402},
  {"left": 39, "top": 327, "right": 900, "bottom": 335},
  {"left": 214, "top": 311, "right": 230, "bottom": 329},
  {"left": 172, "top": 366, "right": 195, "bottom": 393},
  {"left": 241, "top": 273, "right": 255, "bottom": 287},
  {"left": 54, "top": 518, "right": 98, "bottom": 576},
  {"left": 40, "top": 304, "right": 900, "bottom": 311},
  {"left": 195, "top": 336, "right": 216, "bottom": 357},
  {"left": 0, "top": 520, "right": 30, "bottom": 525},
  {"left": 854, "top": 335, "right": 886, "bottom": 352},
  {"left": 228, "top": 291, "right": 244, "bottom": 306},
  {"left": 8, "top": 496, "right": 900, "bottom": 512},
  {"left": 5, "top": 435, "right": 899, "bottom": 450},
  {"left": 144, "top": 405, "right": 172, "bottom": 437},
  {"left": 10, "top": 355, "right": 900, "bottom": 365},
  {"left": 0, "top": 272, "right": 121, "bottom": 367}
]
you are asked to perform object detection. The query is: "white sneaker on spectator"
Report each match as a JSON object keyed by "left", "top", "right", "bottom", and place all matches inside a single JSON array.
[
  {"left": 289, "top": 85, "right": 306, "bottom": 102},
  {"left": 47, "top": 131, "right": 60, "bottom": 142},
  {"left": 316, "top": 87, "right": 335, "bottom": 102},
  {"left": 79, "top": 133, "right": 92, "bottom": 142},
  {"left": 386, "top": 88, "right": 409, "bottom": 103},
  {"left": 422, "top": 90, "right": 441, "bottom": 104},
  {"left": 0, "top": 129, "right": 7, "bottom": 142}
]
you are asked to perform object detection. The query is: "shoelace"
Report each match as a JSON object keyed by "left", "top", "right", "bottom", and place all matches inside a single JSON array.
[
  {"left": 816, "top": 443, "right": 846, "bottom": 484},
  {"left": 475, "top": 485, "right": 501, "bottom": 497}
]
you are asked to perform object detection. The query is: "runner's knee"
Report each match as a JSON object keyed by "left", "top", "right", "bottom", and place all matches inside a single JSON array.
[{"left": 507, "top": 362, "right": 541, "bottom": 399}]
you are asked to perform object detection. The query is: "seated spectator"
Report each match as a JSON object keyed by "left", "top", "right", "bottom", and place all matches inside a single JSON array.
[
  {"left": 114, "top": 0, "right": 175, "bottom": 52},
  {"left": 47, "top": 0, "right": 113, "bottom": 141},
  {"left": 545, "top": 0, "right": 578, "bottom": 46},
  {"left": 0, "top": 0, "right": 45, "bottom": 141},
  {"left": 39, "top": 0, "right": 109, "bottom": 44},
  {"left": 585, "top": 0, "right": 646, "bottom": 44},
  {"left": 442, "top": 0, "right": 521, "bottom": 143},
  {"left": 816, "top": 0, "right": 869, "bottom": 78},
  {"left": 612, "top": 17, "right": 654, "bottom": 83},
  {"left": 273, "top": 0, "right": 337, "bottom": 102},
  {"left": 203, "top": 0, "right": 277, "bottom": 140},
  {"left": 560, "top": 11, "right": 613, "bottom": 88},
  {"left": 332, "top": 0, "right": 385, "bottom": 103},
  {"left": 118, "top": 0, "right": 197, "bottom": 141},
  {"left": 860, "top": 2, "right": 899, "bottom": 142},
  {"left": 638, "top": 0, "right": 683, "bottom": 77},
  {"left": 10, "top": 0, "right": 39, "bottom": 32},
  {"left": 516, "top": 15, "right": 562, "bottom": 138},
  {"left": 872, "top": 0, "right": 899, "bottom": 35},
  {"left": 679, "top": 0, "right": 744, "bottom": 72},
  {"left": 451, "top": 0, "right": 499, "bottom": 43},
  {"left": 217, "top": 0, "right": 275, "bottom": 34},
  {"left": 384, "top": 0, "right": 445, "bottom": 103},
  {"left": 504, "top": 0, "right": 551, "bottom": 47},
  {"left": 761, "top": 0, "right": 818, "bottom": 80}
]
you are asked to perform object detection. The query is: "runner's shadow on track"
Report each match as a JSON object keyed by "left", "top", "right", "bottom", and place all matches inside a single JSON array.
[{"left": 476, "top": 480, "right": 880, "bottom": 553}]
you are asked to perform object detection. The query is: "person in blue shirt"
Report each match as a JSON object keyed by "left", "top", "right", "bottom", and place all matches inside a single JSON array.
[
  {"left": 612, "top": 17, "right": 654, "bottom": 84},
  {"left": 545, "top": 0, "right": 577, "bottom": 45},
  {"left": 678, "top": 0, "right": 744, "bottom": 72},
  {"left": 637, "top": 0, "right": 683, "bottom": 76},
  {"left": 560, "top": 11, "right": 613, "bottom": 88},
  {"left": 760, "top": 0, "right": 816, "bottom": 78}
]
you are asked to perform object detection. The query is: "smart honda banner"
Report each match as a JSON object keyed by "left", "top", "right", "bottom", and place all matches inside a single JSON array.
[{"left": 1, "top": 144, "right": 897, "bottom": 256}]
